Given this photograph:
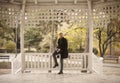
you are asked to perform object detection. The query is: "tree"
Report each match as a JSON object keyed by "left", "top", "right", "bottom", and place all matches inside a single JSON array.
[
  {"left": 59, "top": 21, "right": 86, "bottom": 52},
  {"left": 0, "top": 20, "right": 20, "bottom": 52},
  {"left": 24, "top": 28, "right": 43, "bottom": 51},
  {"left": 5, "top": 41, "right": 16, "bottom": 52},
  {"left": 94, "top": 18, "right": 120, "bottom": 57},
  {"left": 36, "top": 20, "right": 61, "bottom": 52}
]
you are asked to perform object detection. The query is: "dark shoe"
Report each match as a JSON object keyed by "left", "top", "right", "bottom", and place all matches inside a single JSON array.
[
  {"left": 53, "top": 64, "right": 58, "bottom": 68},
  {"left": 58, "top": 72, "right": 63, "bottom": 74}
]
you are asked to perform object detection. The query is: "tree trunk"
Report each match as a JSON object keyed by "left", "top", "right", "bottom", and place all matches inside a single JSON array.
[
  {"left": 28, "top": 45, "right": 31, "bottom": 51},
  {"left": 84, "top": 27, "right": 89, "bottom": 52}
]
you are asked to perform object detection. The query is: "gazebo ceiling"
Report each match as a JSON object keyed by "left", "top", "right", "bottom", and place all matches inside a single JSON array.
[
  {"left": 0, "top": 0, "right": 99, "bottom": 3},
  {"left": 0, "top": 0, "right": 118, "bottom": 5}
]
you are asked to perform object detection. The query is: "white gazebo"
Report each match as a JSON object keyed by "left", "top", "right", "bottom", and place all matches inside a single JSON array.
[{"left": 0, "top": 0, "right": 120, "bottom": 74}]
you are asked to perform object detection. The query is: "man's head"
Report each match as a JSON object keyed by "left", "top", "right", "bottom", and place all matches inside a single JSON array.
[{"left": 58, "top": 33, "right": 63, "bottom": 38}]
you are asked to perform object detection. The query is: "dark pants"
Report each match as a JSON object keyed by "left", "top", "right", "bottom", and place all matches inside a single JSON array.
[{"left": 53, "top": 50, "right": 63, "bottom": 72}]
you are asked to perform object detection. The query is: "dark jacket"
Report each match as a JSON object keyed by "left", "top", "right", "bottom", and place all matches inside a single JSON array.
[{"left": 57, "top": 37, "right": 68, "bottom": 59}]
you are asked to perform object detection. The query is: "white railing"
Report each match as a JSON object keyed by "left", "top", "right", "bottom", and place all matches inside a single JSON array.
[
  {"left": 92, "top": 53, "right": 103, "bottom": 74},
  {"left": 0, "top": 53, "right": 15, "bottom": 62},
  {"left": 11, "top": 53, "right": 22, "bottom": 74},
  {"left": 25, "top": 53, "right": 89, "bottom": 70},
  {"left": 25, "top": 53, "right": 50, "bottom": 69},
  {"left": 0, "top": 53, "right": 103, "bottom": 74},
  {"left": 64, "top": 53, "right": 88, "bottom": 70}
]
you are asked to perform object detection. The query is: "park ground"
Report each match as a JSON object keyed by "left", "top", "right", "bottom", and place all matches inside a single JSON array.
[{"left": 0, "top": 63, "right": 120, "bottom": 83}]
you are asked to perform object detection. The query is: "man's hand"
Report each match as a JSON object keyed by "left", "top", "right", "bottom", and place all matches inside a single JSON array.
[{"left": 57, "top": 49, "right": 60, "bottom": 52}]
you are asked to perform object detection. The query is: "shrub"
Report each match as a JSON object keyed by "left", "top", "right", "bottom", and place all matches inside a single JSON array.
[
  {"left": 93, "top": 48, "right": 98, "bottom": 55},
  {"left": 5, "top": 41, "right": 16, "bottom": 53}
]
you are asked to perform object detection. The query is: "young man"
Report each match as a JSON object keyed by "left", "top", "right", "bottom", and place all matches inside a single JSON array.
[{"left": 52, "top": 33, "right": 68, "bottom": 74}]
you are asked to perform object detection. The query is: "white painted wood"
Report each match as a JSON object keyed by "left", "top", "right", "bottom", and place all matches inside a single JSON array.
[
  {"left": 49, "top": 20, "right": 54, "bottom": 53},
  {"left": 11, "top": 53, "right": 22, "bottom": 74},
  {"left": 1, "top": 0, "right": 119, "bottom": 74},
  {"left": 20, "top": 0, "right": 26, "bottom": 73},
  {"left": 35, "top": 0, "right": 38, "bottom": 4},
  {"left": 25, "top": 53, "right": 88, "bottom": 70},
  {"left": 74, "top": 0, "right": 77, "bottom": 4},
  {"left": 55, "top": 0, "right": 58, "bottom": 4},
  {"left": 87, "top": 0, "right": 93, "bottom": 72},
  {"left": 10, "top": 0, "right": 14, "bottom": 2},
  {"left": 92, "top": 53, "right": 103, "bottom": 74}
]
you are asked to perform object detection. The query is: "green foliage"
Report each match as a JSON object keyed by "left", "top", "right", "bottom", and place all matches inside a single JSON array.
[
  {"left": 59, "top": 21, "right": 86, "bottom": 53},
  {"left": 0, "top": 20, "right": 15, "bottom": 41},
  {"left": 24, "top": 28, "right": 43, "bottom": 52},
  {"left": 94, "top": 18, "right": 120, "bottom": 57},
  {"left": 0, "top": 19, "right": 20, "bottom": 53},
  {"left": 93, "top": 48, "right": 98, "bottom": 55},
  {"left": 39, "top": 34, "right": 50, "bottom": 52},
  {"left": 5, "top": 41, "right": 16, "bottom": 52},
  {"left": 24, "top": 20, "right": 87, "bottom": 53},
  {"left": 0, "top": 38, "right": 4, "bottom": 48}
]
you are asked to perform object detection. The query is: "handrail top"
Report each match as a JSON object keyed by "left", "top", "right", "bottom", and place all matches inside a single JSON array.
[{"left": 25, "top": 53, "right": 90, "bottom": 54}]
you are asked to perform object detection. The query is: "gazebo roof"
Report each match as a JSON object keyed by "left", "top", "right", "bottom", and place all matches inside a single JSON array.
[
  {"left": 0, "top": 0, "right": 100, "bottom": 3},
  {"left": 0, "top": 0, "right": 116, "bottom": 5}
]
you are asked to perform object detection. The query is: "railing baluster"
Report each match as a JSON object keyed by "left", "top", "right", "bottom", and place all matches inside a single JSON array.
[
  {"left": 24, "top": 53, "right": 102, "bottom": 73},
  {"left": 34, "top": 54, "right": 36, "bottom": 68},
  {"left": 11, "top": 52, "right": 102, "bottom": 74},
  {"left": 36, "top": 54, "right": 39, "bottom": 68},
  {"left": 31, "top": 54, "right": 33, "bottom": 68},
  {"left": 25, "top": 54, "right": 27, "bottom": 68},
  {"left": 11, "top": 53, "right": 22, "bottom": 74}
]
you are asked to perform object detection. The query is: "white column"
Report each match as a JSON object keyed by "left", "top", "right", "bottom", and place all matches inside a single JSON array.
[
  {"left": 50, "top": 10, "right": 55, "bottom": 53},
  {"left": 35, "top": 0, "right": 38, "bottom": 4},
  {"left": 20, "top": 0, "right": 26, "bottom": 73},
  {"left": 50, "top": 21, "right": 54, "bottom": 53},
  {"left": 55, "top": 0, "right": 58, "bottom": 4},
  {"left": 48, "top": 20, "right": 54, "bottom": 73},
  {"left": 74, "top": 0, "right": 77, "bottom": 4},
  {"left": 87, "top": 0, "right": 93, "bottom": 72}
]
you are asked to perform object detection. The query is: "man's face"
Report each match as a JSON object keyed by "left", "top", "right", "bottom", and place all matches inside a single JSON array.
[{"left": 59, "top": 33, "right": 63, "bottom": 38}]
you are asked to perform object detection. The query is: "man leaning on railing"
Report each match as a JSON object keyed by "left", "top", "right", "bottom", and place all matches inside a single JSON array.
[{"left": 52, "top": 33, "right": 68, "bottom": 74}]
